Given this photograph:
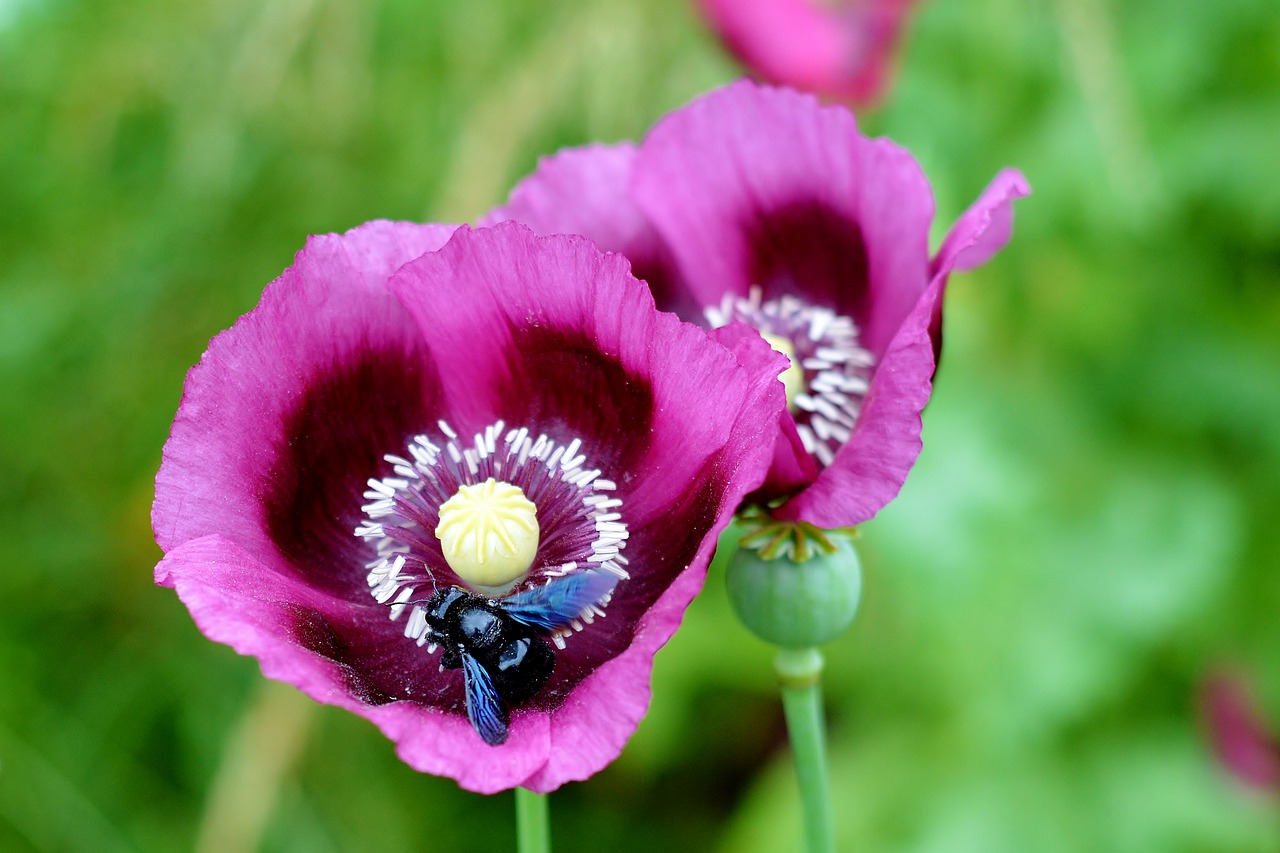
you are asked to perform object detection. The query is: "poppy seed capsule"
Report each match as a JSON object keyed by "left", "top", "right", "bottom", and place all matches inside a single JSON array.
[
  {"left": 436, "top": 478, "right": 540, "bottom": 592},
  {"left": 726, "top": 533, "right": 861, "bottom": 648}
]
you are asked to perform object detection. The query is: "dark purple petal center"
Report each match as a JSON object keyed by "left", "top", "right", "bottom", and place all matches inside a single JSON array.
[
  {"left": 494, "top": 325, "right": 656, "bottom": 476},
  {"left": 264, "top": 343, "right": 443, "bottom": 597},
  {"left": 743, "top": 198, "right": 871, "bottom": 329}
]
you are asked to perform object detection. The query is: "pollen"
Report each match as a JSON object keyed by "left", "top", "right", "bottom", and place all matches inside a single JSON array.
[
  {"left": 436, "top": 478, "right": 540, "bottom": 590},
  {"left": 760, "top": 332, "right": 805, "bottom": 411}
]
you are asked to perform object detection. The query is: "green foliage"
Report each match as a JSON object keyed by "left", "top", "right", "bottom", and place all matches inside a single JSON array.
[{"left": 1, "top": 0, "right": 1278, "bottom": 850}]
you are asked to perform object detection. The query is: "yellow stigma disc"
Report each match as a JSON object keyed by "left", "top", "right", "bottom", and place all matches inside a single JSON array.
[
  {"left": 436, "top": 478, "right": 540, "bottom": 590},
  {"left": 760, "top": 332, "right": 805, "bottom": 411}
]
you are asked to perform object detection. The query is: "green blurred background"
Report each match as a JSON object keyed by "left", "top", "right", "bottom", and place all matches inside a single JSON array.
[{"left": 2, "top": 0, "right": 1278, "bottom": 849}]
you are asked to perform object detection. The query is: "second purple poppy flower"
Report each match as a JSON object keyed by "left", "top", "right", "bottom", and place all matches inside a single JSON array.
[{"left": 487, "top": 80, "right": 1029, "bottom": 529}]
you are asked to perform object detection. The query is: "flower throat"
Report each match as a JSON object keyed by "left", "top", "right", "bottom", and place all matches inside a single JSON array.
[{"left": 706, "top": 287, "right": 876, "bottom": 466}]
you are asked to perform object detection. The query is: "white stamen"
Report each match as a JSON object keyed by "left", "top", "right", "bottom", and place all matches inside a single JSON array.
[
  {"left": 704, "top": 289, "right": 875, "bottom": 468},
  {"left": 405, "top": 606, "right": 428, "bottom": 640},
  {"left": 389, "top": 586, "right": 414, "bottom": 620}
]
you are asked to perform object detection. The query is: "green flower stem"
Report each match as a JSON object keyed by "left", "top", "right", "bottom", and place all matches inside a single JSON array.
[
  {"left": 515, "top": 787, "right": 550, "bottom": 853},
  {"left": 775, "top": 647, "right": 834, "bottom": 853}
]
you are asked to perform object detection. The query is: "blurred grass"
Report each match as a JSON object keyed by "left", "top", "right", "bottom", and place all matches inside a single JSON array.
[{"left": 2, "top": 0, "right": 1279, "bottom": 850}]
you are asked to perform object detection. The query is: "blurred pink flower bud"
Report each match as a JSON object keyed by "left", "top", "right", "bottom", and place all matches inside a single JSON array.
[
  {"left": 695, "top": 0, "right": 922, "bottom": 106},
  {"left": 1202, "top": 672, "right": 1280, "bottom": 791}
]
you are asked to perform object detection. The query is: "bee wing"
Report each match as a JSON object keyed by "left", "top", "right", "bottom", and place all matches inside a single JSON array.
[
  {"left": 502, "top": 569, "right": 619, "bottom": 632},
  {"left": 461, "top": 652, "right": 509, "bottom": 746}
]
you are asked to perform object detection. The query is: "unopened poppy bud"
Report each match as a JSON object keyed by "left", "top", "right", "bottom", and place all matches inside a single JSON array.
[{"left": 726, "top": 522, "right": 861, "bottom": 648}]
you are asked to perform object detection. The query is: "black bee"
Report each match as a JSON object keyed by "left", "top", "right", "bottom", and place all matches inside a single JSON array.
[{"left": 421, "top": 570, "right": 618, "bottom": 746}]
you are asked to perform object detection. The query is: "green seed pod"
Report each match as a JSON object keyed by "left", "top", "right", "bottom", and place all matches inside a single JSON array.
[{"left": 726, "top": 529, "right": 861, "bottom": 648}]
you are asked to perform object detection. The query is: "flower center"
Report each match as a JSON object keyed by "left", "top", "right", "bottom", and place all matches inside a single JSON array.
[
  {"left": 436, "top": 478, "right": 539, "bottom": 591},
  {"left": 355, "top": 420, "right": 629, "bottom": 649},
  {"left": 706, "top": 287, "right": 876, "bottom": 467}
]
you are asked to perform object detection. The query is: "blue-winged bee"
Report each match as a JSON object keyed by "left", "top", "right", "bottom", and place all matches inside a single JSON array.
[{"left": 419, "top": 570, "right": 618, "bottom": 745}]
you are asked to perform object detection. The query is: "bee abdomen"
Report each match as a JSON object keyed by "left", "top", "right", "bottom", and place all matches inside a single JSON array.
[{"left": 490, "top": 635, "right": 554, "bottom": 705}]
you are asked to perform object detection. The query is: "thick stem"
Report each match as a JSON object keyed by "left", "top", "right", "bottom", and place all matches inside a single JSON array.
[
  {"left": 775, "top": 647, "right": 834, "bottom": 853},
  {"left": 515, "top": 787, "right": 550, "bottom": 853}
]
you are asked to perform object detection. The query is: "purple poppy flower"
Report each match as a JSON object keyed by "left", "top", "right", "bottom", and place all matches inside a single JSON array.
[
  {"left": 153, "top": 221, "right": 784, "bottom": 793},
  {"left": 1201, "top": 672, "right": 1280, "bottom": 792},
  {"left": 486, "top": 80, "right": 1028, "bottom": 529},
  {"left": 694, "top": 0, "right": 923, "bottom": 106}
]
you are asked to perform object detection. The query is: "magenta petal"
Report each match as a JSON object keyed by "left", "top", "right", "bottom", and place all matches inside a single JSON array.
[
  {"left": 481, "top": 144, "right": 643, "bottom": 257},
  {"left": 697, "top": 0, "right": 849, "bottom": 95},
  {"left": 696, "top": 0, "right": 919, "bottom": 105},
  {"left": 709, "top": 322, "right": 816, "bottom": 497},
  {"left": 632, "top": 80, "right": 934, "bottom": 356},
  {"left": 159, "top": 502, "right": 730, "bottom": 796},
  {"left": 926, "top": 169, "right": 1030, "bottom": 357},
  {"left": 778, "top": 169, "right": 1027, "bottom": 525},
  {"left": 773, "top": 273, "right": 940, "bottom": 527},
  {"left": 482, "top": 144, "right": 645, "bottom": 254},
  {"left": 482, "top": 145, "right": 694, "bottom": 319},
  {"left": 831, "top": 0, "right": 922, "bottom": 106},
  {"left": 157, "top": 534, "right": 550, "bottom": 793},
  {"left": 1202, "top": 674, "right": 1280, "bottom": 791},
  {"left": 155, "top": 534, "right": 363, "bottom": 700},
  {"left": 633, "top": 81, "right": 863, "bottom": 310},
  {"left": 523, "top": 565, "right": 706, "bottom": 791},
  {"left": 153, "top": 221, "right": 457, "bottom": 594},
  {"left": 932, "top": 168, "right": 1031, "bottom": 278},
  {"left": 389, "top": 222, "right": 656, "bottom": 472}
]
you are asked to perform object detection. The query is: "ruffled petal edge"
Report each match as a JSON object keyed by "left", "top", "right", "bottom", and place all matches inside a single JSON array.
[{"left": 775, "top": 169, "right": 1028, "bottom": 527}]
